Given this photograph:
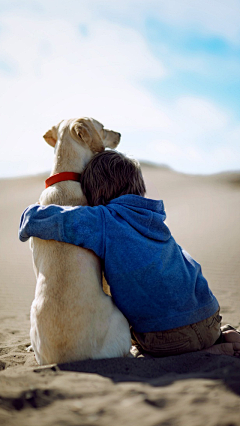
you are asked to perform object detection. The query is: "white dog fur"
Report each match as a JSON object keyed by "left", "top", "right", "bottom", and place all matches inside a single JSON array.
[{"left": 30, "top": 117, "right": 131, "bottom": 365}]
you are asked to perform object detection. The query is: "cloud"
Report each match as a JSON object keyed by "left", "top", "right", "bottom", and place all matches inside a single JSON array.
[
  {"left": 152, "top": 0, "right": 240, "bottom": 45},
  {"left": 173, "top": 97, "right": 228, "bottom": 132},
  {"left": 0, "top": 13, "right": 168, "bottom": 177},
  {"left": 3, "top": 0, "right": 240, "bottom": 44},
  {"left": 127, "top": 96, "right": 240, "bottom": 174},
  {"left": 153, "top": 138, "right": 239, "bottom": 175},
  {"left": 0, "top": 2, "right": 240, "bottom": 177},
  {"left": 88, "top": 0, "right": 240, "bottom": 45}
]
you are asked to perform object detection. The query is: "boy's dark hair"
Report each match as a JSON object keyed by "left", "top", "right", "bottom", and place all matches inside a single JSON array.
[{"left": 80, "top": 150, "right": 146, "bottom": 206}]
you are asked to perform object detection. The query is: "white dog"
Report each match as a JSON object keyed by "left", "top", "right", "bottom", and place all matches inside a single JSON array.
[{"left": 30, "top": 117, "right": 131, "bottom": 365}]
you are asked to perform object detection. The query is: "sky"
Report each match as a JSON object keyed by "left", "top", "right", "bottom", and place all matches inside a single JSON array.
[{"left": 0, "top": 0, "right": 240, "bottom": 177}]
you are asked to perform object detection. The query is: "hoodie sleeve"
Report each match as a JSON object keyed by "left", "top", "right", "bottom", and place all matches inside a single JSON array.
[{"left": 18, "top": 204, "right": 105, "bottom": 258}]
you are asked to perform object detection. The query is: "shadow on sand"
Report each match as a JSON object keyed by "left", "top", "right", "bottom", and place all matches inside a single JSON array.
[{"left": 35, "top": 352, "right": 240, "bottom": 396}]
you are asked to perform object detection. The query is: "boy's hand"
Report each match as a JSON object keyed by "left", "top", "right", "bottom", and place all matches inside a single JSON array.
[{"left": 19, "top": 205, "right": 37, "bottom": 242}]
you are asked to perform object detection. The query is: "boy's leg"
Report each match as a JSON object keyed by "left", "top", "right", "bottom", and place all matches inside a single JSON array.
[
  {"left": 202, "top": 341, "right": 240, "bottom": 356},
  {"left": 131, "top": 309, "right": 222, "bottom": 357},
  {"left": 203, "top": 323, "right": 240, "bottom": 356},
  {"left": 221, "top": 324, "right": 240, "bottom": 340},
  {"left": 222, "top": 330, "right": 240, "bottom": 343},
  {"left": 221, "top": 324, "right": 240, "bottom": 333}
]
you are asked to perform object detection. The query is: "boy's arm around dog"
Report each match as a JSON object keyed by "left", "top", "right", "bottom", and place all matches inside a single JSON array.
[
  {"left": 18, "top": 195, "right": 219, "bottom": 332},
  {"left": 19, "top": 204, "right": 105, "bottom": 258}
]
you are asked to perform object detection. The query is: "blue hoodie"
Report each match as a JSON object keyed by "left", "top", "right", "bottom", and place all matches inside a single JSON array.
[{"left": 19, "top": 194, "right": 219, "bottom": 332}]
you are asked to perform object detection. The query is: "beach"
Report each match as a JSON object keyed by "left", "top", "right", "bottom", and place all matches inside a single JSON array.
[{"left": 0, "top": 165, "right": 240, "bottom": 426}]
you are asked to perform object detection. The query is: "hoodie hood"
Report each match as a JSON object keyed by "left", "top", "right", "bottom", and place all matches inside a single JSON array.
[{"left": 107, "top": 194, "right": 171, "bottom": 242}]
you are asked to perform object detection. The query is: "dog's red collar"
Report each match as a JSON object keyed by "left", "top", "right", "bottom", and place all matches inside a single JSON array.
[{"left": 45, "top": 172, "right": 81, "bottom": 188}]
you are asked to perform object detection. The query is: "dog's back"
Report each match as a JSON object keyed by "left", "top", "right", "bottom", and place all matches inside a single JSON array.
[{"left": 30, "top": 118, "right": 131, "bottom": 365}]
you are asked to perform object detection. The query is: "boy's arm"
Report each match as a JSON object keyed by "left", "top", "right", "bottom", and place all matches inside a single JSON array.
[{"left": 18, "top": 204, "right": 105, "bottom": 258}]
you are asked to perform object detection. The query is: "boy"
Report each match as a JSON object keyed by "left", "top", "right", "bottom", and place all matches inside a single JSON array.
[{"left": 19, "top": 150, "right": 240, "bottom": 357}]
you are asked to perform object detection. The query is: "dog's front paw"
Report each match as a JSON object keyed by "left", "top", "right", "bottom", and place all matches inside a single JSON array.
[{"left": 26, "top": 345, "right": 34, "bottom": 352}]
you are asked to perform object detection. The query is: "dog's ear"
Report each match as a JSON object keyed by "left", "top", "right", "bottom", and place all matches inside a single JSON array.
[
  {"left": 43, "top": 128, "right": 57, "bottom": 147},
  {"left": 71, "top": 121, "right": 104, "bottom": 153},
  {"left": 72, "top": 122, "right": 92, "bottom": 145}
]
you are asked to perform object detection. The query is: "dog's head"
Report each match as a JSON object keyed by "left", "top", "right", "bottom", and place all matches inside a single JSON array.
[{"left": 43, "top": 117, "right": 121, "bottom": 153}]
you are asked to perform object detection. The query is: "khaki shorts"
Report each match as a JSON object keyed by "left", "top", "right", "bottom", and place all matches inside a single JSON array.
[{"left": 131, "top": 309, "right": 222, "bottom": 357}]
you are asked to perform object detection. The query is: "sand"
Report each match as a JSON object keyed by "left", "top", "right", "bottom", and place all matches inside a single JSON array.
[{"left": 0, "top": 165, "right": 240, "bottom": 426}]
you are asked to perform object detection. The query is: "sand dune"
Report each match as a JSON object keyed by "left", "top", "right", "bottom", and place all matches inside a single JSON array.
[{"left": 0, "top": 166, "right": 240, "bottom": 426}]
